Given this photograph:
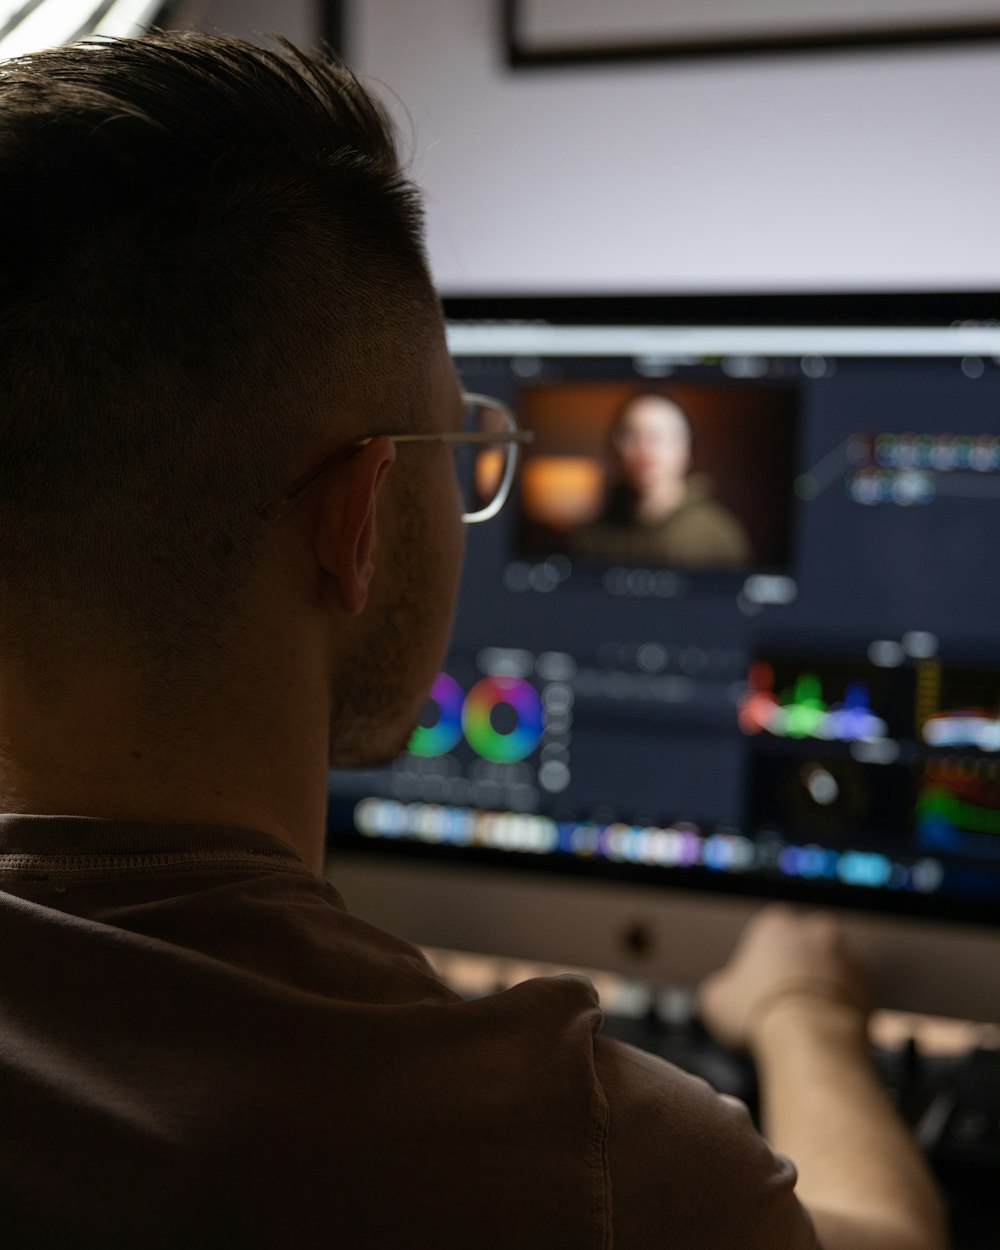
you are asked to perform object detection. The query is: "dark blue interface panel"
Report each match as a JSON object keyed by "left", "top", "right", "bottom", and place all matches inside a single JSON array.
[{"left": 328, "top": 313, "right": 1000, "bottom": 923}]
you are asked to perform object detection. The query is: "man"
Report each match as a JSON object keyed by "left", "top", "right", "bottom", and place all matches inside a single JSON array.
[
  {"left": 573, "top": 391, "right": 752, "bottom": 568},
  {"left": 0, "top": 32, "right": 946, "bottom": 1249}
]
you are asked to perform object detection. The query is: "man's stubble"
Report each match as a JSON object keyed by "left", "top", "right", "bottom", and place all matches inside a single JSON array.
[{"left": 327, "top": 473, "right": 456, "bottom": 770}]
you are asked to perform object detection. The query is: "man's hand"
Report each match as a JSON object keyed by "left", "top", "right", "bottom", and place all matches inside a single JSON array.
[{"left": 697, "top": 904, "right": 871, "bottom": 1051}]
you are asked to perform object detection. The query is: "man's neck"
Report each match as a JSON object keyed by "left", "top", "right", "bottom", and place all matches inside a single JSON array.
[
  {"left": 636, "top": 477, "right": 688, "bottom": 524},
  {"left": 0, "top": 664, "right": 330, "bottom": 872}
]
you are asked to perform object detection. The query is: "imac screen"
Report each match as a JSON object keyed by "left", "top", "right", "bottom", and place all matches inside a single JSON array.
[{"left": 327, "top": 294, "right": 1000, "bottom": 927}]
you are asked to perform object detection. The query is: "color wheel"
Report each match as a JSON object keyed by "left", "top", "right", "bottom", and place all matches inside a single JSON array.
[
  {"left": 463, "top": 676, "right": 544, "bottom": 763},
  {"left": 408, "top": 673, "right": 465, "bottom": 758}
]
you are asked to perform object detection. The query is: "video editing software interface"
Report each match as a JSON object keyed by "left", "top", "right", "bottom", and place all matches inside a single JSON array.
[{"left": 328, "top": 296, "right": 1000, "bottom": 924}]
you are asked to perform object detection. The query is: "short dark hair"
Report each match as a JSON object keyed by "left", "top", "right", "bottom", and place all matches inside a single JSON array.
[{"left": 0, "top": 32, "right": 436, "bottom": 683}]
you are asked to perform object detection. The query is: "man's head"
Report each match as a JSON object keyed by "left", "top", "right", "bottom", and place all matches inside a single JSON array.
[
  {"left": 609, "top": 393, "right": 693, "bottom": 496},
  {"left": 0, "top": 33, "right": 463, "bottom": 764}
]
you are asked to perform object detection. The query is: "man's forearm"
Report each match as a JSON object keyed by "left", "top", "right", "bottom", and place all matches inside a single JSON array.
[{"left": 752, "top": 996, "right": 948, "bottom": 1250}]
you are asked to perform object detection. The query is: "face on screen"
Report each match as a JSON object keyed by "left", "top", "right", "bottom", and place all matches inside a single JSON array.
[{"left": 611, "top": 395, "right": 692, "bottom": 495}]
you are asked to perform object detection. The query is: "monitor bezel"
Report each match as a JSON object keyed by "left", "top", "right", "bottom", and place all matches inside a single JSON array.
[{"left": 441, "top": 289, "right": 1000, "bottom": 326}]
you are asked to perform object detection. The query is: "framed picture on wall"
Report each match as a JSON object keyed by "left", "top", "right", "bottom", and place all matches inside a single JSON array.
[{"left": 504, "top": 0, "right": 1000, "bottom": 67}]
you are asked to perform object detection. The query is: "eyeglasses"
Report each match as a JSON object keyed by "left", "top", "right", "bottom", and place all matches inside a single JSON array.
[{"left": 257, "top": 392, "right": 533, "bottom": 525}]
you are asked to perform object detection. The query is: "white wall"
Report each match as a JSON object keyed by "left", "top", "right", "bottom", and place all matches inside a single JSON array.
[
  {"left": 195, "top": 0, "right": 318, "bottom": 50},
  {"left": 351, "top": 0, "right": 1000, "bottom": 294}
]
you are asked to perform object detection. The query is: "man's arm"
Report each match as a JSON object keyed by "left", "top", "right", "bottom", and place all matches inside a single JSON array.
[{"left": 698, "top": 906, "right": 949, "bottom": 1250}]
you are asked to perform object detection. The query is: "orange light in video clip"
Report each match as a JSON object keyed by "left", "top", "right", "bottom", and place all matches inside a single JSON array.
[{"left": 521, "top": 456, "right": 604, "bottom": 530}]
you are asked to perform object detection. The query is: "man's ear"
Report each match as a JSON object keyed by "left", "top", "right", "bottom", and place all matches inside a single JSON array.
[{"left": 314, "top": 436, "right": 396, "bottom": 616}]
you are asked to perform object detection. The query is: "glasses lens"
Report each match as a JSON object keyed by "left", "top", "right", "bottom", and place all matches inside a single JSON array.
[{"left": 454, "top": 398, "right": 514, "bottom": 520}]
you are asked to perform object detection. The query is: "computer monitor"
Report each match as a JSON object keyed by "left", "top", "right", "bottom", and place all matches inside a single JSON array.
[{"left": 326, "top": 292, "right": 1000, "bottom": 1024}]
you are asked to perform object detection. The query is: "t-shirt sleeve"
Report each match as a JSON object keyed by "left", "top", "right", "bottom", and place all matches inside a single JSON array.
[{"left": 593, "top": 1035, "right": 819, "bottom": 1250}]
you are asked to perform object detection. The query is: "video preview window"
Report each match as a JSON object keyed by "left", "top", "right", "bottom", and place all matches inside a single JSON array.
[{"left": 517, "top": 381, "right": 799, "bottom": 570}]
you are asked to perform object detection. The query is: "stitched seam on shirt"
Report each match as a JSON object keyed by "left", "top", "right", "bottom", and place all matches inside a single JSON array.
[
  {"left": 593, "top": 1074, "right": 613, "bottom": 1250},
  {"left": 0, "top": 851, "right": 311, "bottom": 878}
]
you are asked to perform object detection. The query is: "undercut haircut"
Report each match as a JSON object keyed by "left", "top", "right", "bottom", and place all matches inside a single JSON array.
[{"left": 0, "top": 32, "right": 436, "bottom": 685}]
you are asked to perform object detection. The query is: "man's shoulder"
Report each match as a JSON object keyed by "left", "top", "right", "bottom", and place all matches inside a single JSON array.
[{"left": 594, "top": 1036, "right": 818, "bottom": 1249}]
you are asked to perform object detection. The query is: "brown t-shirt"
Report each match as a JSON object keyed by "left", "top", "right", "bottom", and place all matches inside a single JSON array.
[
  {"left": 572, "top": 474, "right": 753, "bottom": 569},
  {"left": 0, "top": 814, "right": 816, "bottom": 1248}
]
